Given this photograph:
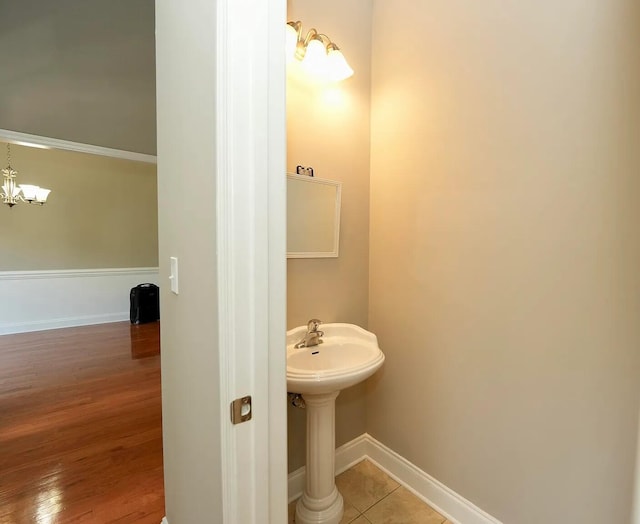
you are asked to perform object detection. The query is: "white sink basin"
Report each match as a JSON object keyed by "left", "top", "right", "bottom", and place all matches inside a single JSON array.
[{"left": 286, "top": 323, "right": 385, "bottom": 395}]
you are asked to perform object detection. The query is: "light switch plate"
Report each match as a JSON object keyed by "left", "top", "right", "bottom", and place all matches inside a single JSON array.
[{"left": 169, "top": 257, "right": 179, "bottom": 294}]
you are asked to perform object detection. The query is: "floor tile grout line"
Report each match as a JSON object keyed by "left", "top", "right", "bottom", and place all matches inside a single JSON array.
[
  {"left": 295, "top": 460, "right": 444, "bottom": 523},
  {"left": 358, "top": 483, "right": 401, "bottom": 516},
  {"left": 347, "top": 507, "right": 363, "bottom": 524}
]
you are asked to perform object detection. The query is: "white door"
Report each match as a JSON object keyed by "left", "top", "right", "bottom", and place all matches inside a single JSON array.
[{"left": 156, "top": 0, "right": 287, "bottom": 522}]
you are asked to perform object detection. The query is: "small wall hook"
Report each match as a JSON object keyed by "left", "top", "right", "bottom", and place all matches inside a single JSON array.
[{"left": 296, "top": 165, "right": 315, "bottom": 177}]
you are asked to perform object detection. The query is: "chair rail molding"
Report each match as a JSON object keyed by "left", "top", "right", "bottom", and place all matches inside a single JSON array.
[{"left": 0, "top": 267, "right": 159, "bottom": 334}]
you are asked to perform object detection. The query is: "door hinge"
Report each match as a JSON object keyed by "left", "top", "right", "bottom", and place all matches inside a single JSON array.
[{"left": 230, "top": 395, "right": 252, "bottom": 424}]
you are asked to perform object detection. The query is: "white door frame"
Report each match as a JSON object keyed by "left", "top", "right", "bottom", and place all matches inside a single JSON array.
[{"left": 215, "top": 0, "right": 287, "bottom": 522}]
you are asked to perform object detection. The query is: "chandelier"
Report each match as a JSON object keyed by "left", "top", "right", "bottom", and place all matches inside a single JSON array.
[{"left": 1, "top": 143, "right": 51, "bottom": 208}]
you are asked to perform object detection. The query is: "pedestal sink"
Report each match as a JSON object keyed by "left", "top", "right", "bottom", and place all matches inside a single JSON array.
[{"left": 287, "top": 323, "right": 385, "bottom": 524}]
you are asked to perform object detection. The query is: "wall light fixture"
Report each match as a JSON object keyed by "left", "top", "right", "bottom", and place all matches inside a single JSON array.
[{"left": 286, "top": 21, "right": 354, "bottom": 82}]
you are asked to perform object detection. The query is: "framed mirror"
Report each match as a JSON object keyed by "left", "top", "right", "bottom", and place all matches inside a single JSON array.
[{"left": 287, "top": 174, "right": 341, "bottom": 258}]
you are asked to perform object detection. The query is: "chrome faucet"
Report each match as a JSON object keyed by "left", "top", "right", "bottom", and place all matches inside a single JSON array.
[{"left": 294, "top": 319, "right": 324, "bottom": 349}]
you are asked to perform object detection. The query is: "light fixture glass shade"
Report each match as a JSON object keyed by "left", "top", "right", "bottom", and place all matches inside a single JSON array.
[
  {"left": 19, "top": 184, "right": 39, "bottom": 201},
  {"left": 326, "top": 48, "right": 354, "bottom": 82},
  {"left": 286, "top": 22, "right": 353, "bottom": 83},
  {"left": 286, "top": 24, "right": 299, "bottom": 61},
  {"left": 302, "top": 38, "right": 328, "bottom": 76},
  {"left": 3, "top": 178, "right": 20, "bottom": 198},
  {"left": 35, "top": 187, "right": 51, "bottom": 203}
]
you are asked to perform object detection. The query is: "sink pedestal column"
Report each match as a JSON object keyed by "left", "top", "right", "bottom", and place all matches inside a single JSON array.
[{"left": 295, "top": 391, "right": 344, "bottom": 524}]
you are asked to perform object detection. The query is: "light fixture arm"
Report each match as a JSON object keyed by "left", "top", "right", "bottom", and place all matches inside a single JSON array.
[
  {"left": 287, "top": 20, "right": 302, "bottom": 36},
  {"left": 294, "top": 27, "right": 320, "bottom": 61},
  {"left": 291, "top": 24, "right": 331, "bottom": 59},
  {"left": 302, "top": 29, "right": 323, "bottom": 47}
]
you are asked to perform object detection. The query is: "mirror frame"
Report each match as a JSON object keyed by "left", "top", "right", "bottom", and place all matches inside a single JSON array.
[{"left": 287, "top": 173, "right": 342, "bottom": 258}]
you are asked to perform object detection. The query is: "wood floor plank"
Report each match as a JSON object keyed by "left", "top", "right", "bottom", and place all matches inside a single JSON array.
[{"left": 0, "top": 322, "right": 164, "bottom": 523}]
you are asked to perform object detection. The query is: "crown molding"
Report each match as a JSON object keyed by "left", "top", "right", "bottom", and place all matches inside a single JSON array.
[{"left": 0, "top": 128, "right": 157, "bottom": 164}]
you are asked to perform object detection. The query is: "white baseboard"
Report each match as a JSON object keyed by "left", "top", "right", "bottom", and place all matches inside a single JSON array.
[
  {"left": 161, "top": 518, "right": 169, "bottom": 524},
  {"left": 3, "top": 312, "right": 130, "bottom": 333},
  {"left": 288, "top": 466, "right": 306, "bottom": 504},
  {"left": 288, "top": 433, "right": 502, "bottom": 524},
  {"left": 0, "top": 267, "right": 159, "bottom": 335},
  {"left": 288, "top": 433, "right": 370, "bottom": 504}
]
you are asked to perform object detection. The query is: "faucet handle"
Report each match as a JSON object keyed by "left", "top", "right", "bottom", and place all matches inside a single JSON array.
[{"left": 307, "top": 319, "right": 322, "bottom": 332}]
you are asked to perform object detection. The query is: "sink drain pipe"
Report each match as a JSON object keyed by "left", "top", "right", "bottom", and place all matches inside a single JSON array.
[{"left": 288, "top": 392, "right": 306, "bottom": 409}]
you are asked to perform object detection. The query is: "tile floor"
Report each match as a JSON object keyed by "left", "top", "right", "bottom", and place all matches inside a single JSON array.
[{"left": 288, "top": 460, "right": 454, "bottom": 524}]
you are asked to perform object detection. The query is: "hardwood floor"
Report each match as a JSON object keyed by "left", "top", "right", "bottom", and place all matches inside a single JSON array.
[{"left": 0, "top": 322, "right": 164, "bottom": 524}]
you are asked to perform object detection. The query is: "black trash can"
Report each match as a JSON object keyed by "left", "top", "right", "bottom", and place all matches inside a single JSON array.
[{"left": 130, "top": 283, "right": 160, "bottom": 324}]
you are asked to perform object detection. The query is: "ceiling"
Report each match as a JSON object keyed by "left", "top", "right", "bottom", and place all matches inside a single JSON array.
[{"left": 0, "top": 0, "right": 156, "bottom": 155}]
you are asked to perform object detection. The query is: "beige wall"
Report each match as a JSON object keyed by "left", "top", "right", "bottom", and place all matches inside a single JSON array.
[
  {"left": 0, "top": 141, "right": 158, "bottom": 271},
  {"left": 286, "top": 0, "right": 372, "bottom": 472},
  {"left": 368, "top": 1, "right": 640, "bottom": 523}
]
